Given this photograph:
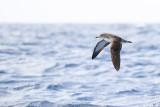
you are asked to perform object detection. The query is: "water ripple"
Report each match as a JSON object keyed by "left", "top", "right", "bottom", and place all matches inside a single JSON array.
[{"left": 0, "top": 24, "right": 160, "bottom": 107}]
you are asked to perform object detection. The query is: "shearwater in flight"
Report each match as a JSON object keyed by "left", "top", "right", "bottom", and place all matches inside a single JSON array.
[{"left": 92, "top": 33, "right": 132, "bottom": 71}]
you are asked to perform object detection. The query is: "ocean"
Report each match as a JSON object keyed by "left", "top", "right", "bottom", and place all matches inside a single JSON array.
[{"left": 0, "top": 24, "right": 160, "bottom": 107}]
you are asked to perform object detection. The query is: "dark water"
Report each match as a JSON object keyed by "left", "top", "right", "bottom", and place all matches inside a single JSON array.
[{"left": 0, "top": 24, "right": 160, "bottom": 107}]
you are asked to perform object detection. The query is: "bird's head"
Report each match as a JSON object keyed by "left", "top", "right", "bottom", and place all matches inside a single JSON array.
[{"left": 96, "top": 33, "right": 110, "bottom": 39}]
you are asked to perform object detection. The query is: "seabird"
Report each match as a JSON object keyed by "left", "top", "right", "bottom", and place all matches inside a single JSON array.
[{"left": 92, "top": 33, "right": 132, "bottom": 71}]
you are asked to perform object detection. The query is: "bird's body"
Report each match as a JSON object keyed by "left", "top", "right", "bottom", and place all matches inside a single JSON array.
[{"left": 92, "top": 33, "right": 132, "bottom": 71}]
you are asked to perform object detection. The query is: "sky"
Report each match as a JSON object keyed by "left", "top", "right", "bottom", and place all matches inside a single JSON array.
[{"left": 0, "top": 0, "right": 160, "bottom": 23}]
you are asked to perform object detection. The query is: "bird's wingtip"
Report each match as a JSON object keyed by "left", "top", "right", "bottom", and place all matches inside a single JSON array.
[
  {"left": 115, "top": 67, "right": 120, "bottom": 71},
  {"left": 92, "top": 55, "right": 96, "bottom": 59}
]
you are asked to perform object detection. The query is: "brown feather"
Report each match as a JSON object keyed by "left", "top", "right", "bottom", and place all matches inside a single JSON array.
[{"left": 110, "top": 41, "right": 122, "bottom": 71}]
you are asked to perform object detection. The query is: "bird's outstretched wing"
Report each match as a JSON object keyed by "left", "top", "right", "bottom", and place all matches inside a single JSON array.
[
  {"left": 92, "top": 39, "right": 110, "bottom": 59},
  {"left": 110, "top": 41, "right": 122, "bottom": 71}
]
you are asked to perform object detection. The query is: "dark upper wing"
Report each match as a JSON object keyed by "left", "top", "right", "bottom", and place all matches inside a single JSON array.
[
  {"left": 92, "top": 39, "right": 110, "bottom": 59},
  {"left": 110, "top": 41, "right": 122, "bottom": 71}
]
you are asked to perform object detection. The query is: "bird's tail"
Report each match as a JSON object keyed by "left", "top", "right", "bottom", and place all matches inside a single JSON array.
[{"left": 121, "top": 39, "right": 132, "bottom": 43}]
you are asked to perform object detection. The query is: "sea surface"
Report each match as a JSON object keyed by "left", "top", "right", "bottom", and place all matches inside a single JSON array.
[{"left": 0, "top": 24, "right": 160, "bottom": 107}]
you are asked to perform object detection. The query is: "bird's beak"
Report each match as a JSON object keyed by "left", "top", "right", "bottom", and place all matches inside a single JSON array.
[{"left": 96, "top": 36, "right": 100, "bottom": 38}]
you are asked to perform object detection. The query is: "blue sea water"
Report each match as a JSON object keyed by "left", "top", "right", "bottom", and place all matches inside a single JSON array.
[{"left": 0, "top": 24, "right": 160, "bottom": 107}]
